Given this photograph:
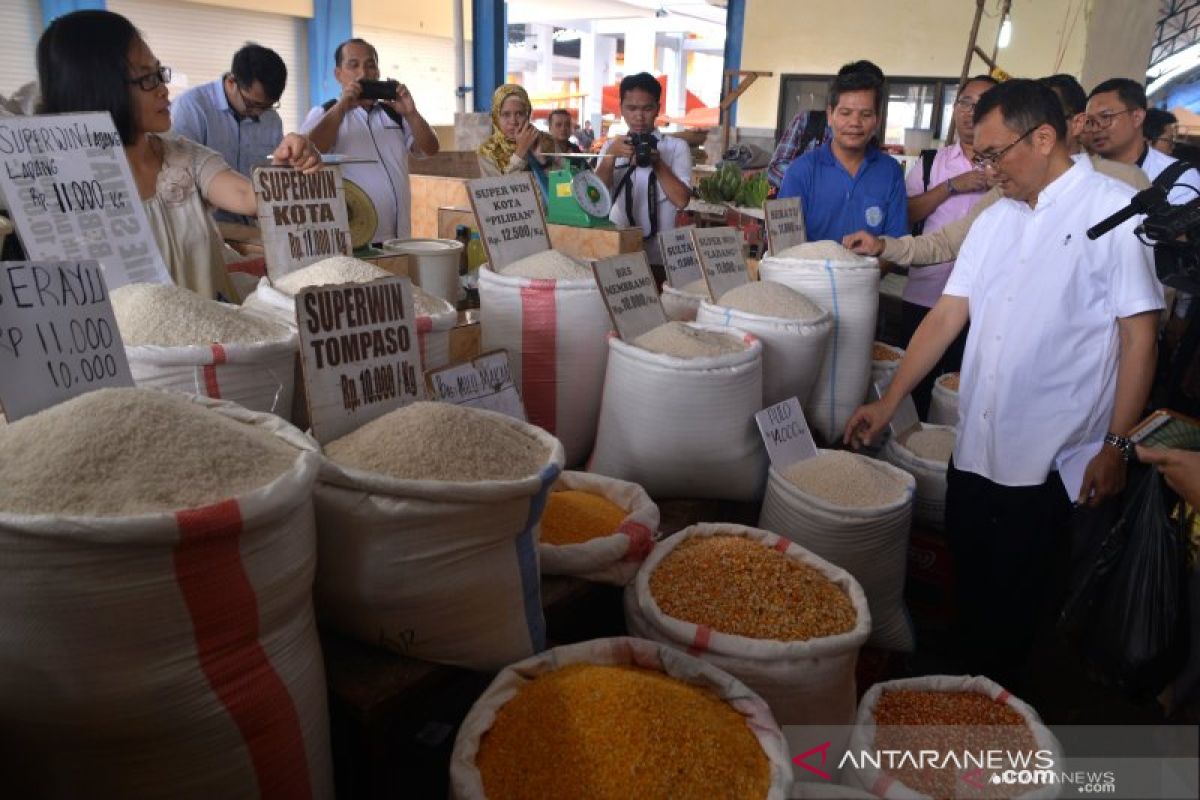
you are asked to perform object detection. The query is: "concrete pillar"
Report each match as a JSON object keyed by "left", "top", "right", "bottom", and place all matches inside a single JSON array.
[
  {"left": 668, "top": 38, "right": 687, "bottom": 119},
  {"left": 581, "top": 33, "right": 615, "bottom": 128},
  {"left": 623, "top": 26, "right": 657, "bottom": 77},
  {"left": 532, "top": 23, "right": 555, "bottom": 94}
]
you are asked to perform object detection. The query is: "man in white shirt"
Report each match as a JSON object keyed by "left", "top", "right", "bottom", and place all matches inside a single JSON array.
[
  {"left": 301, "top": 38, "right": 439, "bottom": 243},
  {"left": 595, "top": 72, "right": 692, "bottom": 268},
  {"left": 845, "top": 80, "right": 1163, "bottom": 688}
]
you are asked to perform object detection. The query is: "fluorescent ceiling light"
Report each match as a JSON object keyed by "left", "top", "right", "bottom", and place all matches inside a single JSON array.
[{"left": 998, "top": 18, "right": 1012, "bottom": 49}]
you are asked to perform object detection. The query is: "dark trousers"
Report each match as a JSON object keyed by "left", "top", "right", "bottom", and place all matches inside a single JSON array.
[
  {"left": 899, "top": 301, "right": 969, "bottom": 420},
  {"left": 944, "top": 462, "right": 1072, "bottom": 691}
]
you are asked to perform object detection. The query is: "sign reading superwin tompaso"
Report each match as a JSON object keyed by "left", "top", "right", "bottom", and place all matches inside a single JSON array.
[{"left": 254, "top": 164, "right": 351, "bottom": 279}]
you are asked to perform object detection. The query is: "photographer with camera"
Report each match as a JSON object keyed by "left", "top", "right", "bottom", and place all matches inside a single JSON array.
[
  {"left": 302, "top": 38, "right": 439, "bottom": 243},
  {"left": 595, "top": 73, "right": 692, "bottom": 268}
]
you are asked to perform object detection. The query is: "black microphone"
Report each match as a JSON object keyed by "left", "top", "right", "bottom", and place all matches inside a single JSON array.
[{"left": 1086, "top": 186, "right": 1166, "bottom": 240}]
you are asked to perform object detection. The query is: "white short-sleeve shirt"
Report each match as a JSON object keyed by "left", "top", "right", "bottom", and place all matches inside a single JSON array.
[
  {"left": 943, "top": 156, "right": 1164, "bottom": 491},
  {"left": 601, "top": 131, "right": 692, "bottom": 264}
]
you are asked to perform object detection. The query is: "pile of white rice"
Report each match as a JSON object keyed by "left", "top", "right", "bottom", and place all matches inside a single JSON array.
[
  {"left": 717, "top": 281, "right": 824, "bottom": 321},
  {"left": 111, "top": 283, "right": 290, "bottom": 346},
  {"left": 902, "top": 427, "right": 955, "bottom": 462},
  {"left": 775, "top": 241, "right": 874, "bottom": 264},
  {"left": 273, "top": 257, "right": 453, "bottom": 317},
  {"left": 782, "top": 451, "right": 907, "bottom": 507},
  {"left": 499, "top": 250, "right": 592, "bottom": 280},
  {"left": 633, "top": 322, "right": 746, "bottom": 359}
]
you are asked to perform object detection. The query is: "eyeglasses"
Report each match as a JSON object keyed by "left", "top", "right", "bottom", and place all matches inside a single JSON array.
[
  {"left": 1083, "top": 108, "right": 1133, "bottom": 131},
  {"left": 128, "top": 65, "right": 171, "bottom": 92},
  {"left": 235, "top": 83, "right": 281, "bottom": 114},
  {"left": 971, "top": 126, "right": 1038, "bottom": 170},
  {"left": 954, "top": 98, "right": 977, "bottom": 112}
]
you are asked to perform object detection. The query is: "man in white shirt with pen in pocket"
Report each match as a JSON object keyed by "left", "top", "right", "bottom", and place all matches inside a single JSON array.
[{"left": 844, "top": 80, "right": 1163, "bottom": 691}]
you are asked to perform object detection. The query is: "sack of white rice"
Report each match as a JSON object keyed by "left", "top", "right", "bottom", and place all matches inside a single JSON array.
[
  {"left": 479, "top": 252, "right": 611, "bottom": 467},
  {"left": 314, "top": 401, "right": 565, "bottom": 670},
  {"left": 883, "top": 424, "right": 954, "bottom": 530},
  {"left": 589, "top": 323, "right": 767, "bottom": 501},
  {"left": 450, "top": 637, "right": 794, "bottom": 800},
  {"left": 928, "top": 371, "right": 960, "bottom": 426},
  {"left": 624, "top": 523, "right": 871, "bottom": 727},
  {"left": 0, "top": 388, "right": 332, "bottom": 800},
  {"left": 697, "top": 280, "right": 833, "bottom": 408},
  {"left": 759, "top": 242, "right": 880, "bottom": 443},
  {"left": 538, "top": 470, "right": 659, "bottom": 586},
  {"left": 111, "top": 283, "right": 298, "bottom": 419},
  {"left": 759, "top": 449, "right": 915, "bottom": 651},
  {"left": 660, "top": 277, "right": 711, "bottom": 322},
  {"left": 870, "top": 341, "right": 905, "bottom": 393}
]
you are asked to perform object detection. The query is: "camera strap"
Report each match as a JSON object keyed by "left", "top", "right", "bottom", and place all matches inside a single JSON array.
[
  {"left": 1151, "top": 160, "right": 1193, "bottom": 195},
  {"left": 611, "top": 163, "right": 659, "bottom": 240}
]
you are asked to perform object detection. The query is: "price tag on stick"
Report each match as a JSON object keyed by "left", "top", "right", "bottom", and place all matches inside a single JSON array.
[
  {"left": 592, "top": 252, "right": 667, "bottom": 341},
  {"left": 426, "top": 349, "right": 526, "bottom": 421},
  {"left": 658, "top": 225, "right": 704, "bottom": 290},
  {"left": 692, "top": 226, "right": 750, "bottom": 302},
  {"left": 466, "top": 174, "right": 551, "bottom": 270},
  {"left": 764, "top": 197, "right": 806, "bottom": 254},
  {"left": 296, "top": 276, "right": 425, "bottom": 444},
  {"left": 253, "top": 164, "right": 351, "bottom": 279},
  {"left": 755, "top": 397, "right": 818, "bottom": 469},
  {"left": 0, "top": 260, "right": 133, "bottom": 421},
  {"left": 0, "top": 113, "right": 171, "bottom": 289}
]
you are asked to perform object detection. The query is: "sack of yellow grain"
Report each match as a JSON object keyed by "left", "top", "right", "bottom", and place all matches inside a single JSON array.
[
  {"left": 449, "top": 636, "right": 794, "bottom": 799},
  {"left": 928, "top": 371, "right": 960, "bottom": 426},
  {"left": 625, "top": 523, "right": 871, "bottom": 727},
  {"left": 538, "top": 471, "right": 659, "bottom": 585}
]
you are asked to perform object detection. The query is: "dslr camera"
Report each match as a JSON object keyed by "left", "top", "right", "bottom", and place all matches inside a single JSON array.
[{"left": 629, "top": 132, "right": 658, "bottom": 168}]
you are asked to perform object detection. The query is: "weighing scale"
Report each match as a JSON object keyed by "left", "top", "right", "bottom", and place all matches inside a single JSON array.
[
  {"left": 545, "top": 157, "right": 613, "bottom": 228},
  {"left": 343, "top": 178, "right": 382, "bottom": 256}
]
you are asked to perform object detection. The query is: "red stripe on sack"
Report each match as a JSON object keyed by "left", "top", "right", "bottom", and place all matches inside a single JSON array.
[
  {"left": 174, "top": 500, "right": 313, "bottom": 800},
  {"left": 773, "top": 537, "right": 791, "bottom": 553},
  {"left": 743, "top": 332, "right": 757, "bottom": 346},
  {"left": 995, "top": 690, "right": 1011, "bottom": 704},
  {"left": 618, "top": 521, "right": 654, "bottom": 562},
  {"left": 688, "top": 625, "right": 713, "bottom": 656},
  {"left": 520, "top": 282, "right": 557, "bottom": 433},
  {"left": 416, "top": 316, "right": 432, "bottom": 368},
  {"left": 872, "top": 774, "right": 896, "bottom": 796},
  {"left": 203, "top": 344, "right": 227, "bottom": 398}
]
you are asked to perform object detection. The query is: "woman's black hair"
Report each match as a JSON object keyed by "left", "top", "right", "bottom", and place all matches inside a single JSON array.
[{"left": 37, "top": 10, "right": 142, "bottom": 144}]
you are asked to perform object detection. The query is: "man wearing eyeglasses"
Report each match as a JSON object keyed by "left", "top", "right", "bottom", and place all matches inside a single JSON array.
[{"left": 845, "top": 80, "right": 1162, "bottom": 690}]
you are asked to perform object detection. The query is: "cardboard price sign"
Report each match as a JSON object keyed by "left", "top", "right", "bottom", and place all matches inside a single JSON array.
[
  {"left": 658, "top": 225, "right": 704, "bottom": 290},
  {"left": 254, "top": 164, "right": 351, "bottom": 279},
  {"left": 764, "top": 197, "right": 806, "bottom": 253},
  {"left": 592, "top": 252, "right": 666, "bottom": 341},
  {"left": 755, "top": 397, "right": 817, "bottom": 469},
  {"left": 0, "top": 113, "right": 171, "bottom": 289},
  {"left": 466, "top": 174, "right": 551, "bottom": 270},
  {"left": 427, "top": 349, "right": 526, "bottom": 421},
  {"left": 692, "top": 227, "right": 749, "bottom": 302},
  {"left": 296, "top": 276, "right": 424, "bottom": 443},
  {"left": 0, "top": 260, "right": 133, "bottom": 421}
]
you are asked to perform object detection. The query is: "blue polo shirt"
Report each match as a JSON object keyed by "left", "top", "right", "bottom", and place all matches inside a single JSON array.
[{"left": 778, "top": 141, "right": 908, "bottom": 242}]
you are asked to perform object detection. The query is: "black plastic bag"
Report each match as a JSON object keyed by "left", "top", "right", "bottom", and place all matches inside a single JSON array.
[{"left": 1059, "top": 465, "right": 1190, "bottom": 698}]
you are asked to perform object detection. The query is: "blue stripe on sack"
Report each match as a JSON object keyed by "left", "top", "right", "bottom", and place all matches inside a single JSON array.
[
  {"left": 824, "top": 260, "right": 840, "bottom": 428},
  {"left": 514, "top": 462, "right": 560, "bottom": 652},
  {"left": 724, "top": 307, "right": 733, "bottom": 328}
]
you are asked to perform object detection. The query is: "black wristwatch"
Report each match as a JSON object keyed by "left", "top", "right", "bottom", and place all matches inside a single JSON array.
[{"left": 1103, "top": 432, "right": 1134, "bottom": 461}]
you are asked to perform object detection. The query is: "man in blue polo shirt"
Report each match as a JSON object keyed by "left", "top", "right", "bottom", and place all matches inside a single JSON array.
[{"left": 779, "top": 68, "right": 907, "bottom": 242}]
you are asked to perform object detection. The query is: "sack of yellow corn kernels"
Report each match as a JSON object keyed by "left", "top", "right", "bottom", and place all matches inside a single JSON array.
[
  {"left": 870, "top": 341, "right": 905, "bottom": 393},
  {"left": 625, "top": 523, "right": 871, "bottom": 727},
  {"left": 449, "top": 636, "right": 795, "bottom": 799},
  {"left": 928, "top": 371, "right": 959, "bottom": 425},
  {"left": 538, "top": 471, "right": 659, "bottom": 586},
  {"left": 845, "top": 675, "right": 1061, "bottom": 799}
]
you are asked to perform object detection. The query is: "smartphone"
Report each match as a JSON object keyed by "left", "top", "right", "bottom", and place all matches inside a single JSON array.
[
  {"left": 1129, "top": 408, "right": 1200, "bottom": 450},
  {"left": 359, "top": 79, "right": 399, "bottom": 101}
]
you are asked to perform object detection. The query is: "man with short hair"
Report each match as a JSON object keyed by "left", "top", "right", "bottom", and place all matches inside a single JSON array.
[
  {"left": 595, "top": 72, "right": 692, "bottom": 267},
  {"left": 1144, "top": 107, "right": 1178, "bottom": 156},
  {"left": 778, "top": 67, "right": 906, "bottom": 243},
  {"left": 576, "top": 119, "right": 595, "bottom": 151},
  {"left": 546, "top": 108, "right": 581, "bottom": 169},
  {"left": 301, "top": 38, "right": 439, "bottom": 243},
  {"left": 845, "top": 80, "right": 1162, "bottom": 688}
]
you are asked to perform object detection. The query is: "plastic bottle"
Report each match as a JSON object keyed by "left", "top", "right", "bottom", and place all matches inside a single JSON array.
[{"left": 466, "top": 231, "right": 486, "bottom": 273}]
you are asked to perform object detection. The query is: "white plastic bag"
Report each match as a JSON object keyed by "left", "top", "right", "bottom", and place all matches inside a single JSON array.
[
  {"left": 313, "top": 409, "right": 566, "bottom": 670},
  {"left": 870, "top": 342, "right": 905, "bottom": 393},
  {"left": 449, "top": 636, "right": 795, "bottom": 800},
  {"left": 588, "top": 325, "right": 767, "bottom": 501},
  {"left": 479, "top": 266, "right": 612, "bottom": 466},
  {"left": 882, "top": 424, "right": 953, "bottom": 530},
  {"left": 928, "top": 372, "right": 959, "bottom": 426},
  {"left": 538, "top": 470, "right": 659, "bottom": 586},
  {"left": 624, "top": 523, "right": 870, "bottom": 726},
  {"left": 697, "top": 297, "right": 832, "bottom": 408},
  {"left": 0, "top": 398, "right": 332, "bottom": 800},
  {"left": 759, "top": 255, "right": 880, "bottom": 443},
  {"left": 661, "top": 281, "right": 707, "bottom": 321},
  {"left": 759, "top": 451, "right": 916, "bottom": 651}
]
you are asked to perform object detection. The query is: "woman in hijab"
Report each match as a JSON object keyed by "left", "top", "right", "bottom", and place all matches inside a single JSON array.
[{"left": 477, "top": 84, "right": 552, "bottom": 179}]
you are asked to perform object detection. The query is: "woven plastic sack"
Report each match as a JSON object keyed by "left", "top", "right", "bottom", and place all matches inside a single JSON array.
[
  {"left": 928, "top": 372, "right": 959, "bottom": 426},
  {"left": 479, "top": 265, "right": 611, "bottom": 467},
  {"left": 661, "top": 281, "right": 708, "bottom": 321},
  {"left": 0, "top": 397, "right": 332, "bottom": 800},
  {"left": 449, "top": 636, "right": 794, "bottom": 799},
  {"left": 870, "top": 342, "right": 905, "bottom": 393},
  {"left": 538, "top": 470, "right": 659, "bottom": 585},
  {"left": 759, "top": 254, "right": 880, "bottom": 443},
  {"left": 697, "top": 295, "right": 832, "bottom": 408},
  {"left": 882, "top": 424, "right": 953, "bottom": 530},
  {"left": 759, "top": 450, "right": 916, "bottom": 651},
  {"left": 624, "top": 523, "right": 870, "bottom": 726},
  {"left": 845, "top": 675, "right": 1061, "bottom": 799},
  {"left": 313, "top": 408, "right": 565, "bottom": 670},
  {"left": 588, "top": 324, "right": 767, "bottom": 501}
]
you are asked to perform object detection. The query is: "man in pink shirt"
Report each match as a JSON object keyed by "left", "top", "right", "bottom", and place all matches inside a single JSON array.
[{"left": 901, "top": 74, "right": 997, "bottom": 416}]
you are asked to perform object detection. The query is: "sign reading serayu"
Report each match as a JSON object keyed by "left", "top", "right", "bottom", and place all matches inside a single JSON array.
[
  {"left": 0, "top": 113, "right": 171, "bottom": 289},
  {"left": 427, "top": 349, "right": 526, "bottom": 421},
  {"left": 592, "top": 252, "right": 666, "bottom": 341},
  {"left": 764, "top": 197, "right": 806, "bottom": 254},
  {"left": 296, "top": 276, "right": 424, "bottom": 444},
  {"left": 691, "top": 226, "right": 750, "bottom": 302},
  {"left": 658, "top": 225, "right": 704, "bottom": 291},
  {"left": 466, "top": 173, "right": 551, "bottom": 270},
  {"left": 254, "top": 164, "right": 351, "bottom": 279},
  {"left": 754, "top": 397, "right": 817, "bottom": 469},
  {"left": 0, "top": 260, "right": 133, "bottom": 421}
]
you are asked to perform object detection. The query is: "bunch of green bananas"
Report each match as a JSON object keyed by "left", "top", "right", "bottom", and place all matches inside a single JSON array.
[
  {"left": 734, "top": 173, "right": 769, "bottom": 209},
  {"left": 698, "top": 163, "right": 744, "bottom": 203}
]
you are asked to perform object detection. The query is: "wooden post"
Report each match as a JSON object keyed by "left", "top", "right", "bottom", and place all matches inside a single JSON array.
[{"left": 948, "top": 0, "right": 987, "bottom": 145}]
